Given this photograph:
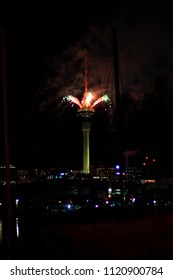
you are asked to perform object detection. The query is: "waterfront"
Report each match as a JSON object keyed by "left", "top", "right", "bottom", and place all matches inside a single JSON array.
[{"left": 1, "top": 177, "right": 173, "bottom": 260}]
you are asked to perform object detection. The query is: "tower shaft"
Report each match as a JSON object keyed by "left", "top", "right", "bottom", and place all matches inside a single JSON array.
[
  {"left": 82, "top": 121, "right": 91, "bottom": 174},
  {"left": 78, "top": 109, "right": 94, "bottom": 174}
]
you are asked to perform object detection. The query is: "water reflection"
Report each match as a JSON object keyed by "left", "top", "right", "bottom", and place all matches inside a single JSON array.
[
  {"left": 0, "top": 218, "right": 19, "bottom": 244},
  {"left": 16, "top": 218, "right": 19, "bottom": 238}
]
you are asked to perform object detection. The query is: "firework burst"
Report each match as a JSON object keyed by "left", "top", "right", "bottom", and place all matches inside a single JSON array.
[{"left": 63, "top": 91, "right": 111, "bottom": 111}]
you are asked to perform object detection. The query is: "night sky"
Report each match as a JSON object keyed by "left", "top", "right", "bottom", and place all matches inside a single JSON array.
[{"left": 1, "top": 1, "right": 173, "bottom": 176}]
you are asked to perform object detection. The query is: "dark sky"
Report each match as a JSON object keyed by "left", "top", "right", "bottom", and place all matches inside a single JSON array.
[{"left": 1, "top": 1, "right": 173, "bottom": 176}]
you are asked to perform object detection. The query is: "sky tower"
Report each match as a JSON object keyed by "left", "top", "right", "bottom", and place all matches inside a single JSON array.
[
  {"left": 78, "top": 56, "right": 94, "bottom": 174},
  {"left": 78, "top": 107, "right": 94, "bottom": 174},
  {"left": 63, "top": 56, "right": 110, "bottom": 174}
]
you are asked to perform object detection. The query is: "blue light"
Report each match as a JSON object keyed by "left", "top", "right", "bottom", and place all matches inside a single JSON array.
[{"left": 115, "top": 165, "right": 120, "bottom": 170}]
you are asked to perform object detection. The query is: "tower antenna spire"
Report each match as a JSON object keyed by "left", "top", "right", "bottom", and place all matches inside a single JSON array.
[{"left": 84, "top": 50, "right": 88, "bottom": 93}]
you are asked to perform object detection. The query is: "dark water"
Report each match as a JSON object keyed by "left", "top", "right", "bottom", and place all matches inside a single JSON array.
[{"left": 1, "top": 207, "right": 173, "bottom": 260}]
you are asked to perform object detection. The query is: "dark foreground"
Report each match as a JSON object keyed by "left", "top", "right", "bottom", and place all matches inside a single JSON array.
[{"left": 1, "top": 207, "right": 173, "bottom": 260}]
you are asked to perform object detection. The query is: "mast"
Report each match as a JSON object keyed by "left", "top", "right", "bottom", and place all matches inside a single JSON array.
[
  {"left": 1, "top": 26, "right": 16, "bottom": 258},
  {"left": 112, "top": 28, "right": 125, "bottom": 209},
  {"left": 84, "top": 52, "right": 88, "bottom": 93}
]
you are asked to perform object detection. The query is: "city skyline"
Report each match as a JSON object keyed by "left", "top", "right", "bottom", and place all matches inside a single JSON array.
[{"left": 1, "top": 3, "right": 173, "bottom": 263}]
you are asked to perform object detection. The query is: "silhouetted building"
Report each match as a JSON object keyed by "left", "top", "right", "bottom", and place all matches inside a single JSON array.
[
  {"left": 0, "top": 165, "right": 16, "bottom": 185},
  {"left": 123, "top": 150, "right": 143, "bottom": 184},
  {"left": 96, "top": 166, "right": 116, "bottom": 181},
  {"left": 16, "top": 170, "right": 30, "bottom": 184}
]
